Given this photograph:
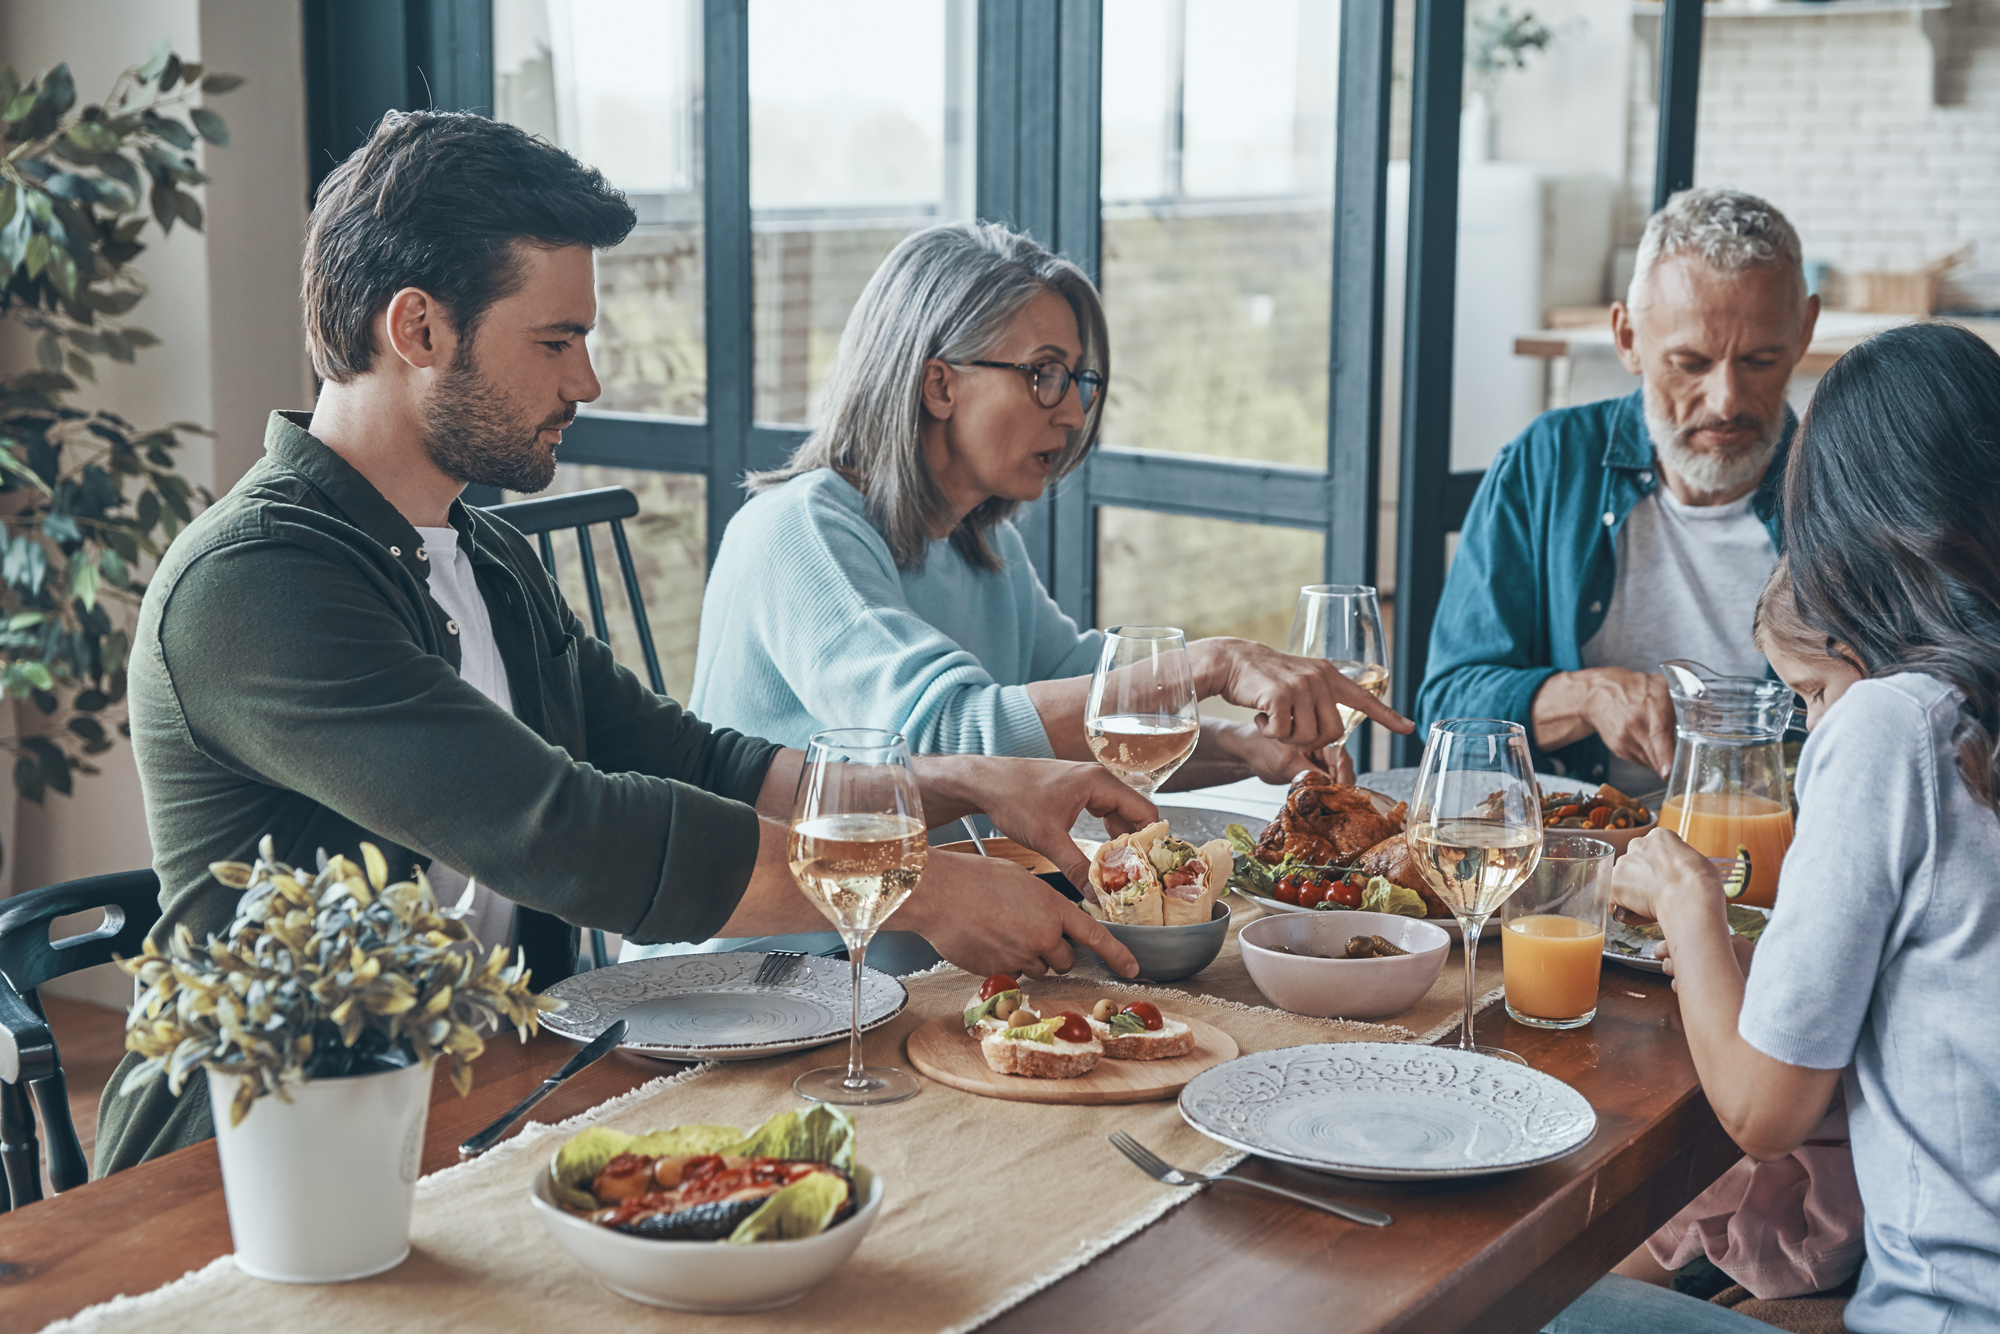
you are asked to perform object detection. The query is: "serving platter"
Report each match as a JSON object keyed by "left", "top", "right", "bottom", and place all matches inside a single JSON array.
[
  {"left": 1604, "top": 902, "right": 1771, "bottom": 973},
  {"left": 905, "top": 1010, "right": 1238, "bottom": 1105},
  {"left": 539, "top": 952, "right": 908, "bottom": 1062},
  {"left": 1179, "top": 1042, "right": 1596, "bottom": 1180}
]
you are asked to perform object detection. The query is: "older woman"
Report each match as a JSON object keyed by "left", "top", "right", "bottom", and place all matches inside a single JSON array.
[{"left": 686, "top": 221, "right": 1408, "bottom": 783}]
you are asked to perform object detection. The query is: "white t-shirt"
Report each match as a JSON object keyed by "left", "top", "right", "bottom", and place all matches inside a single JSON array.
[
  {"left": 1579, "top": 485, "right": 1777, "bottom": 794},
  {"left": 415, "top": 525, "right": 518, "bottom": 951}
]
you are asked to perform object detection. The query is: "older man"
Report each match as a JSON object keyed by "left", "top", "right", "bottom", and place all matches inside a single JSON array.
[{"left": 1419, "top": 188, "right": 1819, "bottom": 791}]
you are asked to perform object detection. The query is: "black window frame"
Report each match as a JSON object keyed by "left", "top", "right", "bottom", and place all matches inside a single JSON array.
[{"left": 306, "top": 0, "right": 1707, "bottom": 770}]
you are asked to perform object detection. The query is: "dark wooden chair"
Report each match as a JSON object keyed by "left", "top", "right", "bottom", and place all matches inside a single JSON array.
[
  {"left": 0, "top": 869, "right": 159, "bottom": 1211},
  {"left": 484, "top": 486, "right": 664, "bottom": 969}
]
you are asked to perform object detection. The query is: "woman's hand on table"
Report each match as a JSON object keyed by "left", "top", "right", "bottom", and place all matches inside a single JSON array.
[
  {"left": 1189, "top": 638, "right": 1412, "bottom": 750},
  {"left": 892, "top": 849, "right": 1138, "bottom": 979}
]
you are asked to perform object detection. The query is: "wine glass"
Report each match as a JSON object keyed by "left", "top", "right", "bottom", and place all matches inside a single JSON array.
[
  {"left": 1287, "top": 584, "right": 1389, "bottom": 760},
  {"left": 1085, "top": 627, "right": 1200, "bottom": 796},
  {"left": 788, "top": 728, "right": 928, "bottom": 1105},
  {"left": 1406, "top": 718, "right": 1544, "bottom": 1065}
]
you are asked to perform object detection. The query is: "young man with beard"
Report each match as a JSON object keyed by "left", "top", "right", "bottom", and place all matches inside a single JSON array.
[
  {"left": 1418, "top": 188, "right": 1819, "bottom": 792},
  {"left": 95, "top": 110, "right": 1146, "bottom": 1173}
]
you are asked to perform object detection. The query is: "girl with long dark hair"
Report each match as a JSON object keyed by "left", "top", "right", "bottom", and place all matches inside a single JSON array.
[{"left": 1546, "top": 322, "right": 2000, "bottom": 1332}]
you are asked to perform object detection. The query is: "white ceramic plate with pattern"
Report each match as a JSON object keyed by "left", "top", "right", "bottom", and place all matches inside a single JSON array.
[
  {"left": 538, "top": 952, "right": 908, "bottom": 1062},
  {"left": 1177, "top": 1042, "right": 1597, "bottom": 1180}
]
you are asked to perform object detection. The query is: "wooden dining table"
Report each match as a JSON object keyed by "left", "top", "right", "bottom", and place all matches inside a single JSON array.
[{"left": 0, "top": 952, "right": 1737, "bottom": 1334}]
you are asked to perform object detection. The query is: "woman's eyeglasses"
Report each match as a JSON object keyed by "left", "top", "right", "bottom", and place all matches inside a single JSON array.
[{"left": 948, "top": 359, "right": 1105, "bottom": 412}]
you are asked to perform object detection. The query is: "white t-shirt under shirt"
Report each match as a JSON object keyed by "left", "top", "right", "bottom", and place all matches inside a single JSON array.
[
  {"left": 1579, "top": 484, "right": 1777, "bottom": 793},
  {"left": 1740, "top": 674, "right": 2000, "bottom": 1332},
  {"left": 414, "top": 525, "right": 518, "bottom": 951}
]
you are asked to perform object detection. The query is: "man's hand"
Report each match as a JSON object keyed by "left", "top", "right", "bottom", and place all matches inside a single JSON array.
[
  {"left": 890, "top": 850, "right": 1138, "bottom": 978},
  {"left": 911, "top": 754, "right": 1157, "bottom": 895},
  {"left": 1173, "top": 719, "right": 1356, "bottom": 787},
  {"left": 1189, "top": 638, "right": 1412, "bottom": 750},
  {"left": 1532, "top": 667, "right": 1677, "bottom": 777}
]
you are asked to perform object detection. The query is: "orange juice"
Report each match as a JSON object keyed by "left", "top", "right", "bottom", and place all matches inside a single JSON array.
[
  {"left": 1657, "top": 793, "right": 1793, "bottom": 908},
  {"left": 1503, "top": 915, "right": 1604, "bottom": 1021}
]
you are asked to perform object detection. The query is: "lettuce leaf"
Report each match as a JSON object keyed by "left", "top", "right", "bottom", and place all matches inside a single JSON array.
[
  {"left": 1106, "top": 1012, "right": 1148, "bottom": 1035},
  {"left": 735, "top": 1105, "right": 856, "bottom": 1175},
  {"left": 1002, "top": 1017, "right": 1062, "bottom": 1045},
  {"left": 963, "top": 989, "right": 1019, "bottom": 1031},
  {"left": 726, "top": 1171, "right": 854, "bottom": 1244},
  {"left": 1360, "top": 877, "right": 1427, "bottom": 918}
]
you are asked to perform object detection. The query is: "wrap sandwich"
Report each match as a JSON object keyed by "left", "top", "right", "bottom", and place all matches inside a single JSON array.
[{"left": 1085, "top": 821, "right": 1230, "bottom": 926}]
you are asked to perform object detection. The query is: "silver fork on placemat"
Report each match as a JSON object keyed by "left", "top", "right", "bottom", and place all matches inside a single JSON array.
[
  {"left": 1107, "top": 1131, "right": 1393, "bottom": 1227},
  {"left": 752, "top": 951, "right": 807, "bottom": 988}
]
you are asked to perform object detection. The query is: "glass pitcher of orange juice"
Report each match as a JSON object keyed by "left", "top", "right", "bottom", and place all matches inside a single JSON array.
[{"left": 1658, "top": 660, "right": 1795, "bottom": 908}]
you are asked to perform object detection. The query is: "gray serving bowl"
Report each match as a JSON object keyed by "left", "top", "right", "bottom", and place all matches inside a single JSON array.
[
  {"left": 1238, "top": 910, "right": 1450, "bottom": 1020},
  {"left": 1080, "top": 900, "right": 1231, "bottom": 982}
]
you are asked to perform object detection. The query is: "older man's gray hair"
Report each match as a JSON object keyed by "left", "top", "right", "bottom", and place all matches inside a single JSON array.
[{"left": 1627, "top": 187, "right": 1805, "bottom": 310}]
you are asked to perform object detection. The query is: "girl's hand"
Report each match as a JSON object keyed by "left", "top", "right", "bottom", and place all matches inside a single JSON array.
[
  {"left": 1653, "top": 932, "right": 1756, "bottom": 981},
  {"left": 1611, "top": 827, "right": 1726, "bottom": 924}
]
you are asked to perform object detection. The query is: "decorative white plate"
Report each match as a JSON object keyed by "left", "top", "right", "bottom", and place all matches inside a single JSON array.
[
  {"left": 1605, "top": 902, "right": 1771, "bottom": 974},
  {"left": 1178, "top": 1042, "right": 1597, "bottom": 1180},
  {"left": 538, "top": 952, "right": 908, "bottom": 1062},
  {"left": 1069, "top": 803, "right": 1256, "bottom": 847}
]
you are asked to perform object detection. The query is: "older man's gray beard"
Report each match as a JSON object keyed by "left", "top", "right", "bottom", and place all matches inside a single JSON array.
[{"left": 1642, "top": 392, "right": 1782, "bottom": 498}]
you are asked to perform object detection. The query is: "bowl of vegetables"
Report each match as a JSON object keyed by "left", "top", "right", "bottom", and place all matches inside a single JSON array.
[
  {"left": 1541, "top": 784, "right": 1655, "bottom": 856},
  {"left": 531, "top": 1106, "right": 884, "bottom": 1313},
  {"left": 1238, "top": 911, "right": 1451, "bottom": 1020}
]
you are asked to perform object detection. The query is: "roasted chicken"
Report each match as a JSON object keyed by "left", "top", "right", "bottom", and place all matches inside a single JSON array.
[
  {"left": 1351, "top": 832, "right": 1451, "bottom": 918},
  {"left": 1253, "top": 771, "right": 1408, "bottom": 868}
]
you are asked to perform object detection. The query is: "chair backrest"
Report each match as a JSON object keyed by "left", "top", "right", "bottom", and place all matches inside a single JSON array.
[
  {"left": 484, "top": 486, "right": 665, "bottom": 695},
  {"left": 0, "top": 869, "right": 161, "bottom": 1209}
]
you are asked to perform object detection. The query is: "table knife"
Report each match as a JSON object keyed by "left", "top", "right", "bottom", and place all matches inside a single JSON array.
[{"left": 458, "top": 1018, "right": 628, "bottom": 1158}]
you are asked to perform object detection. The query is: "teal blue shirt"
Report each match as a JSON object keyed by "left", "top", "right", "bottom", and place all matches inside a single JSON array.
[
  {"left": 1417, "top": 390, "right": 1790, "bottom": 780},
  {"left": 689, "top": 469, "right": 1103, "bottom": 755}
]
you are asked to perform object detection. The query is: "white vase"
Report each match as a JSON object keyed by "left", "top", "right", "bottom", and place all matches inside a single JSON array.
[
  {"left": 1462, "top": 91, "right": 1498, "bottom": 163},
  {"left": 207, "top": 1059, "right": 432, "bottom": 1282}
]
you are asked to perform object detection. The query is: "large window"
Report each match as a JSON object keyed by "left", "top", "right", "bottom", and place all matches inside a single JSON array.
[{"left": 311, "top": 0, "right": 1709, "bottom": 759}]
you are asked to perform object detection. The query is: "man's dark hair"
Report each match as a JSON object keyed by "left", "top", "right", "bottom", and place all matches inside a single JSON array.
[{"left": 303, "top": 111, "right": 636, "bottom": 383}]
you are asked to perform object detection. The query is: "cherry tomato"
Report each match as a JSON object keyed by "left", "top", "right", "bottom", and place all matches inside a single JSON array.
[
  {"left": 977, "top": 973, "right": 1018, "bottom": 1001},
  {"left": 1330, "top": 875, "right": 1363, "bottom": 909},
  {"left": 1102, "top": 865, "right": 1130, "bottom": 892},
  {"left": 1053, "top": 1011, "right": 1094, "bottom": 1043},
  {"left": 1121, "top": 1001, "right": 1165, "bottom": 1032},
  {"left": 1275, "top": 874, "right": 1303, "bottom": 906}
]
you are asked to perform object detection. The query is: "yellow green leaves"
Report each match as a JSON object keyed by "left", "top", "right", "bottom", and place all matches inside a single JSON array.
[{"left": 114, "top": 836, "right": 558, "bottom": 1122}]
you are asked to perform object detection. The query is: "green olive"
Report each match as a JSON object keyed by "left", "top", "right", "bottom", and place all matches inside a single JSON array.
[
  {"left": 1008, "top": 1009, "right": 1041, "bottom": 1029},
  {"left": 993, "top": 994, "right": 1019, "bottom": 1019},
  {"left": 1091, "top": 998, "right": 1117, "bottom": 1022}
]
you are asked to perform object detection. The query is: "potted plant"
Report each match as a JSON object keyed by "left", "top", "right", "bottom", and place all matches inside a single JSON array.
[
  {"left": 118, "top": 837, "right": 558, "bottom": 1283},
  {"left": 1464, "top": 5, "right": 1557, "bottom": 163},
  {"left": 0, "top": 43, "right": 230, "bottom": 842}
]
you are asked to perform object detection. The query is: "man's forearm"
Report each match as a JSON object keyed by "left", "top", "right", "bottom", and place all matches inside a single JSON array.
[
  {"left": 755, "top": 747, "right": 1022, "bottom": 830},
  {"left": 1530, "top": 670, "right": 1596, "bottom": 752}
]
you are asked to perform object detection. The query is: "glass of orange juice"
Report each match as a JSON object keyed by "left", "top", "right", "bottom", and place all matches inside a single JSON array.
[{"left": 1502, "top": 833, "right": 1613, "bottom": 1030}]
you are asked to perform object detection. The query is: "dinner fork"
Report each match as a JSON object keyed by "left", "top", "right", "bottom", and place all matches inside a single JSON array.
[
  {"left": 1107, "top": 1131, "right": 1393, "bottom": 1227},
  {"left": 751, "top": 950, "right": 807, "bottom": 988}
]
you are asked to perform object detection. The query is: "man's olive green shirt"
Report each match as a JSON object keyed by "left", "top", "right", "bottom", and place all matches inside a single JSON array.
[{"left": 95, "top": 412, "right": 777, "bottom": 1174}]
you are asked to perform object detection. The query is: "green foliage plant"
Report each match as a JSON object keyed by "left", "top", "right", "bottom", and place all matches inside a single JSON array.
[
  {"left": 119, "top": 836, "right": 561, "bottom": 1127},
  {"left": 0, "top": 42, "right": 236, "bottom": 804},
  {"left": 1466, "top": 6, "right": 1557, "bottom": 101}
]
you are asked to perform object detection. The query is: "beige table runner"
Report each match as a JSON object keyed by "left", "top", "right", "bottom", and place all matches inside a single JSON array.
[{"left": 48, "top": 905, "right": 1505, "bottom": 1334}]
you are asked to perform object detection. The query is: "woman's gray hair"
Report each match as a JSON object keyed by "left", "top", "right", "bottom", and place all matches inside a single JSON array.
[
  {"left": 748, "top": 221, "right": 1108, "bottom": 573},
  {"left": 1628, "top": 187, "right": 1805, "bottom": 311}
]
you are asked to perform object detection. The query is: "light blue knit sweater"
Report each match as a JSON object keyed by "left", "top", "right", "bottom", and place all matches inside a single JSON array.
[{"left": 687, "top": 468, "right": 1103, "bottom": 757}]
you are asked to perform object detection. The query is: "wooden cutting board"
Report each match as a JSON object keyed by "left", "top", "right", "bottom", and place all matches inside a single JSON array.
[{"left": 905, "top": 1012, "right": 1238, "bottom": 1105}]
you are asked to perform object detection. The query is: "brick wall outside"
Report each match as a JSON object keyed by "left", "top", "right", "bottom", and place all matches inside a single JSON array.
[{"left": 1629, "top": 2, "right": 2000, "bottom": 310}]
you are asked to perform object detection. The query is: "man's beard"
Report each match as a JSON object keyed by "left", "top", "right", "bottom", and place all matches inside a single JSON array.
[
  {"left": 420, "top": 348, "right": 571, "bottom": 494},
  {"left": 1642, "top": 389, "right": 1782, "bottom": 498}
]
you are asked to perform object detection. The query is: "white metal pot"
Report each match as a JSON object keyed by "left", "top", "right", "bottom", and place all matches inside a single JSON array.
[{"left": 206, "top": 1058, "right": 432, "bottom": 1283}]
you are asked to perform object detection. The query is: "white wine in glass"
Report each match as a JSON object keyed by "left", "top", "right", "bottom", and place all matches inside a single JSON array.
[
  {"left": 1085, "top": 628, "right": 1200, "bottom": 796},
  {"left": 789, "top": 729, "right": 927, "bottom": 1106},
  {"left": 1288, "top": 585, "right": 1389, "bottom": 748},
  {"left": 1408, "top": 719, "right": 1543, "bottom": 1065}
]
